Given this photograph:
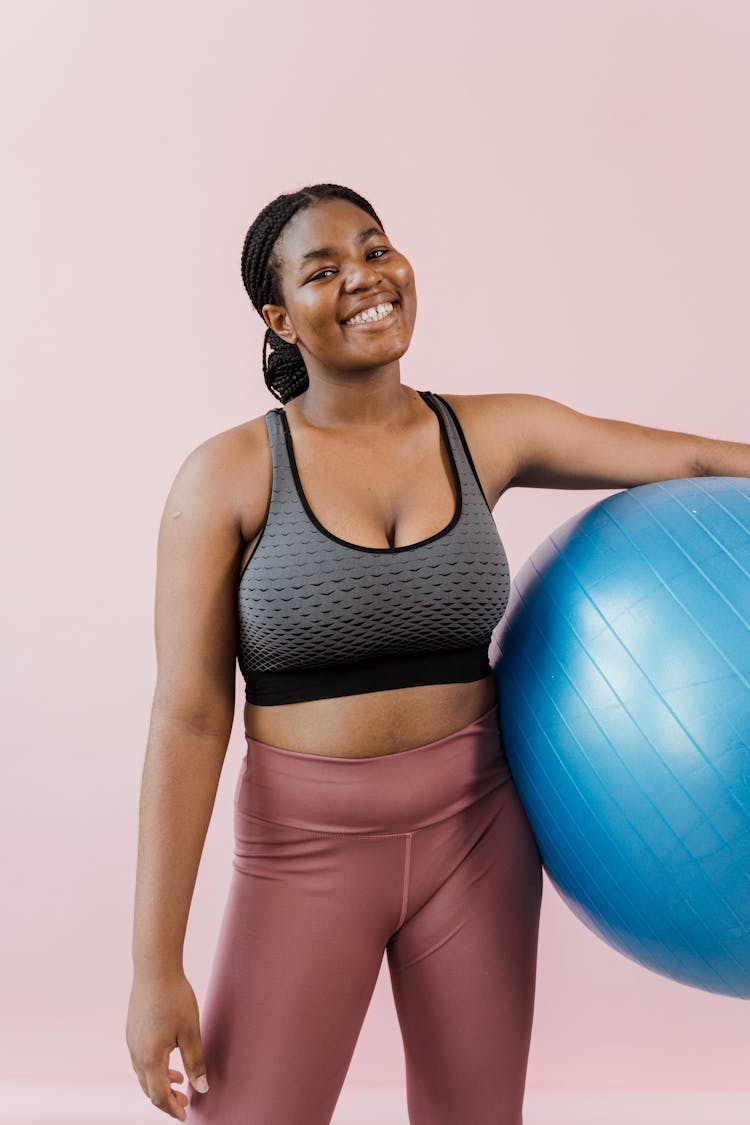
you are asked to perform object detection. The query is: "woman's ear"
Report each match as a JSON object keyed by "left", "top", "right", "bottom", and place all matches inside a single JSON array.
[{"left": 262, "top": 304, "right": 297, "bottom": 346}]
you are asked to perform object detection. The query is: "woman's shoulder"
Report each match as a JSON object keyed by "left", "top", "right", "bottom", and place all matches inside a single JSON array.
[
  {"left": 181, "top": 410, "right": 271, "bottom": 475},
  {"left": 434, "top": 390, "right": 523, "bottom": 500},
  {"left": 431, "top": 389, "right": 515, "bottom": 440},
  {"left": 171, "top": 411, "right": 274, "bottom": 542},
  {"left": 436, "top": 389, "right": 540, "bottom": 437},
  {"left": 436, "top": 389, "right": 514, "bottom": 411}
]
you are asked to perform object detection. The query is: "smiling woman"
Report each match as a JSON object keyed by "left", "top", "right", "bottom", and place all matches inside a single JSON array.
[
  {"left": 127, "top": 181, "right": 750, "bottom": 1125},
  {"left": 239, "top": 184, "right": 416, "bottom": 405},
  {"left": 232, "top": 189, "right": 511, "bottom": 745}
]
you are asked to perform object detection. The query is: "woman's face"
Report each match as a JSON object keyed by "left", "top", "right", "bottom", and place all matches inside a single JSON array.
[{"left": 262, "top": 198, "right": 417, "bottom": 377}]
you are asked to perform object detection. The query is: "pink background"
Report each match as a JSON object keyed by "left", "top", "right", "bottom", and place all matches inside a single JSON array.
[{"left": 3, "top": 0, "right": 749, "bottom": 1115}]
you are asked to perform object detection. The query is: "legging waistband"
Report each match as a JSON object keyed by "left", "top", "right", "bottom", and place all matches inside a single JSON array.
[{"left": 236, "top": 703, "right": 512, "bottom": 834}]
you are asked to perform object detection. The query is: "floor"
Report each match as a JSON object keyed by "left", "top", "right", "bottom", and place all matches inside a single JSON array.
[{"left": 1, "top": 1081, "right": 748, "bottom": 1124}]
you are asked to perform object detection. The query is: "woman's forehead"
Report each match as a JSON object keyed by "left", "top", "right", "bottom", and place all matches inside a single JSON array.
[{"left": 278, "top": 199, "right": 383, "bottom": 264}]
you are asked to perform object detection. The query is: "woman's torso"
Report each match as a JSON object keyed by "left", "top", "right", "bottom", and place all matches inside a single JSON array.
[{"left": 233, "top": 386, "right": 515, "bottom": 758}]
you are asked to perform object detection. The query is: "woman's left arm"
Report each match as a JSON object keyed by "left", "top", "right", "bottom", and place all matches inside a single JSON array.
[{"left": 497, "top": 393, "right": 750, "bottom": 490}]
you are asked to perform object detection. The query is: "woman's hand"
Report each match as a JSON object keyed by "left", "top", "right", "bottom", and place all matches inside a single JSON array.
[{"left": 126, "top": 969, "right": 209, "bottom": 1121}]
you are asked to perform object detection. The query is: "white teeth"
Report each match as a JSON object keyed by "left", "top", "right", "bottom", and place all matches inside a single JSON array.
[{"left": 346, "top": 301, "right": 394, "bottom": 326}]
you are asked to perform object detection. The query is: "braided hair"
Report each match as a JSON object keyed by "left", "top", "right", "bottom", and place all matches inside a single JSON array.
[{"left": 240, "top": 183, "right": 386, "bottom": 404}]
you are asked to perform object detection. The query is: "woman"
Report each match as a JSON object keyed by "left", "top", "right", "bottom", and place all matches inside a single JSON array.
[{"left": 126, "top": 183, "right": 750, "bottom": 1124}]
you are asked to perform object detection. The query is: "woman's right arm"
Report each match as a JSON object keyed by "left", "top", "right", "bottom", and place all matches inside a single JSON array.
[{"left": 126, "top": 433, "right": 247, "bottom": 1121}]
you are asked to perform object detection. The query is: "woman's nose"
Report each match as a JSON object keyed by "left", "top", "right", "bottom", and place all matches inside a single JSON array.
[{"left": 343, "top": 263, "right": 382, "bottom": 290}]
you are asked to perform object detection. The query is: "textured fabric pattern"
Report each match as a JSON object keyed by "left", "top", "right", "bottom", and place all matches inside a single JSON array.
[{"left": 236, "top": 391, "right": 510, "bottom": 690}]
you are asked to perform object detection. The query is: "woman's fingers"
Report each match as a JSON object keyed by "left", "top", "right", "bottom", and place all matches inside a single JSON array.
[
  {"left": 144, "top": 1052, "right": 188, "bottom": 1120},
  {"left": 169, "top": 1071, "right": 189, "bottom": 1107},
  {"left": 177, "top": 1024, "right": 209, "bottom": 1094}
]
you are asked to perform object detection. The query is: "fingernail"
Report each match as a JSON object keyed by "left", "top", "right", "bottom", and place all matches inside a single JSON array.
[{"left": 195, "top": 1075, "right": 209, "bottom": 1093}]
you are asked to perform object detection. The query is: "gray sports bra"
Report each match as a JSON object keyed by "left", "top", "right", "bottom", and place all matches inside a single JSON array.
[{"left": 237, "top": 391, "right": 510, "bottom": 705}]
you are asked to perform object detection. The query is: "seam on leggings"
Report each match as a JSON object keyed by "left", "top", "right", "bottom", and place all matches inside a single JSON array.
[
  {"left": 396, "top": 834, "right": 414, "bottom": 929},
  {"left": 234, "top": 783, "right": 510, "bottom": 838},
  {"left": 235, "top": 808, "right": 414, "bottom": 840}
]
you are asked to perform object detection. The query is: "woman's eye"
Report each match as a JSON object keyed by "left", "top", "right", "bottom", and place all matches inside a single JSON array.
[{"left": 309, "top": 248, "right": 389, "bottom": 282}]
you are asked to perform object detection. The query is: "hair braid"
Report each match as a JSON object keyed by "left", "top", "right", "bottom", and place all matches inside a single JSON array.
[{"left": 240, "top": 184, "right": 385, "bottom": 404}]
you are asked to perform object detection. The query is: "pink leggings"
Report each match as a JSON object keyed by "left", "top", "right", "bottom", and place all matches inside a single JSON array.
[{"left": 187, "top": 703, "right": 543, "bottom": 1125}]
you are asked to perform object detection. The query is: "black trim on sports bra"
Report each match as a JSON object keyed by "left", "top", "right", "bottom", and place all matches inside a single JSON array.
[
  {"left": 244, "top": 644, "right": 493, "bottom": 706},
  {"left": 277, "top": 389, "right": 463, "bottom": 554},
  {"left": 431, "top": 393, "right": 494, "bottom": 515}
]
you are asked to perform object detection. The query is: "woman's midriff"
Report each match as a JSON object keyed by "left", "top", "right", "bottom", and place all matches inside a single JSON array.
[{"left": 242, "top": 672, "right": 498, "bottom": 759}]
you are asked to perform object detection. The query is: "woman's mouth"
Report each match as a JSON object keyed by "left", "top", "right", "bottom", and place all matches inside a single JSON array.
[{"left": 343, "top": 300, "right": 399, "bottom": 328}]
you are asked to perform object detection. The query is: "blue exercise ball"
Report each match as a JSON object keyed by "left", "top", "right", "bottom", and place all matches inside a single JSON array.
[{"left": 490, "top": 476, "right": 750, "bottom": 998}]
